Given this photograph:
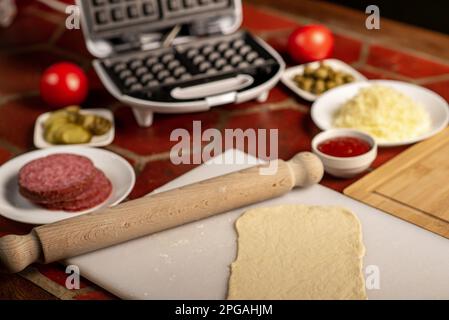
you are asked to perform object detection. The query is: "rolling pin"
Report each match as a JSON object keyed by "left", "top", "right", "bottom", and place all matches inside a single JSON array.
[{"left": 0, "top": 152, "right": 323, "bottom": 273}]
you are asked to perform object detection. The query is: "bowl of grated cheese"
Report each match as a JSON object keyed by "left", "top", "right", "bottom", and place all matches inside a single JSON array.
[{"left": 311, "top": 80, "right": 449, "bottom": 147}]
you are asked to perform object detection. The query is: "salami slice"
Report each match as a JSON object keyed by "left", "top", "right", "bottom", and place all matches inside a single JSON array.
[
  {"left": 19, "top": 153, "right": 96, "bottom": 203},
  {"left": 40, "top": 169, "right": 112, "bottom": 212}
]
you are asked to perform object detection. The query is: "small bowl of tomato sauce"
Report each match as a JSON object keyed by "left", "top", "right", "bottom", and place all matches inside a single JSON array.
[{"left": 312, "top": 129, "right": 377, "bottom": 178}]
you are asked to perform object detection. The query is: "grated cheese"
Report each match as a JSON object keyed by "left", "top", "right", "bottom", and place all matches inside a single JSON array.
[{"left": 333, "top": 85, "right": 431, "bottom": 143}]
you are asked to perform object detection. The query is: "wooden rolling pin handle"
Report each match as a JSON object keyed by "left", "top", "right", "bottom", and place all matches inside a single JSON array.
[
  {"left": 286, "top": 152, "right": 325, "bottom": 187},
  {"left": 0, "top": 152, "right": 323, "bottom": 273},
  {"left": 0, "top": 232, "right": 41, "bottom": 273}
]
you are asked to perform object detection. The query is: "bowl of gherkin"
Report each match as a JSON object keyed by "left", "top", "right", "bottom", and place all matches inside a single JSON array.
[
  {"left": 34, "top": 106, "right": 114, "bottom": 148},
  {"left": 281, "top": 59, "right": 367, "bottom": 102}
]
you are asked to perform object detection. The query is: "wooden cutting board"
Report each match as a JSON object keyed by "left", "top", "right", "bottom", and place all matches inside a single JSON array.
[{"left": 345, "top": 127, "right": 449, "bottom": 239}]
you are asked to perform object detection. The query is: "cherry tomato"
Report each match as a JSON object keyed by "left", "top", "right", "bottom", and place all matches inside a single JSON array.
[
  {"left": 40, "top": 62, "right": 88, "bottom": 108},
  {"left": 287, "top": 25, "right": 334, "bottom": 64}
]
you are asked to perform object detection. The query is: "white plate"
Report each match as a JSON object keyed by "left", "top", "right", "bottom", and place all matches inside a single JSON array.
[
  {"left": 34, "top": 108, "right": 115, "bottom": 149},
  {"left": 311, "top": 80, "right": 449, "bottom": 147},
  {"left": 281, "top": 59, "right": 367, "bottom": 102},
  {"left": 0, "top": 146, "right": 135, "bottom": 225}
]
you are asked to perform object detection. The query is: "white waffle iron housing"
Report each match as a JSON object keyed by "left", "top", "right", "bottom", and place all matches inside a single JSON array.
[{"left": 78, "top": 0, "right": 285, "bottom": 127}]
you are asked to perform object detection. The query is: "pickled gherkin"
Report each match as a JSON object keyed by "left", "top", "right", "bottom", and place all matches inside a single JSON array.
[
  {"left": 78, "top": 114, "right": 112, "bottom": 136},
  {"left": 60, "top": 124, "right": 92, "bottom": 144},
  {"left": 42, "top": 106, "right": 112, "bottom": 145}
]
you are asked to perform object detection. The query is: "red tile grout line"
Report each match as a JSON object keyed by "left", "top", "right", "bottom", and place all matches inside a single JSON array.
[
  {"left": 362, "top": 39, "right": 449, "bottom": 69},
  {"left": 47, "top": 20, "right": 70, "bottom": 46},
  {"left": 255, "top": 28, "right": 295, "bottom": 39},
  {"left": 0, "top": 43, "right": 50, "bottom": 56},
  {"left": 0, "top": 138, "right": 23, "bottom": 156},
  {"left": 356, "top": 64, "right": 412, "bottom": 82},
  {"left": 23, "top": 5, "right": 66, "bottom": 25},
  {"left": 214, "top": 105, "right": 233, "bottom": 131},
  {"left": 22, "top": 265, "right": 117, "bottom": 300},
  {"left": 359, "top": 62, "right": 449, "bottom": 84},
  {"left": 44, "top": 20, "right": 93, "bottom": 70},
  {"left": 46, "top": 44, "right": 91, "bottom": 69},
  {"left": 228, "top": 99, "right": 309, "bottom": 117},
  {"left": 351, "top": 42, "right": 370, "bottom": 68},
  {"left": 105, "top": 144, "right": 170, "bottom": 168},
  {"left": 20, "top": 267, "right": 85, "bottom": 300},
  {"left": 0, "top": 91, "right": 39, "bottom": 108},
  {"left": 414, "top": 74, "right": 449, "bottom": 85}
]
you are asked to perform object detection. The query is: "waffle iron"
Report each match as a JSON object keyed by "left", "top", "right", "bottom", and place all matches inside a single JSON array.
[{"left": 78, "top": 0, "right": 285, "bottom": 126}]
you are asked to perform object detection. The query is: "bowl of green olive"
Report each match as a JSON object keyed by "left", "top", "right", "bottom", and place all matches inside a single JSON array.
[{"left": 281, "top": 59, "right": 367, "bottom": 101}]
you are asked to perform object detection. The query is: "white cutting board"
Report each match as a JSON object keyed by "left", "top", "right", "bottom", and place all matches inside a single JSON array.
[{"left": 67, "top": 150, "right": 449, "bottom": 299}]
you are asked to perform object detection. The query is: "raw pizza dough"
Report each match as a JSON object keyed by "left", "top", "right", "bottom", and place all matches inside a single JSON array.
[{"left": 227, "top": 205, "right": 366, "bottom": 300}]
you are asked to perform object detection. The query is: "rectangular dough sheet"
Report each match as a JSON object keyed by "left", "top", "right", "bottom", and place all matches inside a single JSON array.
[{"left": 227, "top": 205, "right": 366, "bottom": 300}]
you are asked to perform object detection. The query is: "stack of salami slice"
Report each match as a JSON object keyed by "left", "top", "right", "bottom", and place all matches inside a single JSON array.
[{"left": 19, "top": 153, "right": 112, "bottom": 212}]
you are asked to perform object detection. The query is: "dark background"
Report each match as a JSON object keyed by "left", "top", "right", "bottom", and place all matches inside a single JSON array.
[{"left": 325, "top": 0, "right": 449, "bottom": 34}]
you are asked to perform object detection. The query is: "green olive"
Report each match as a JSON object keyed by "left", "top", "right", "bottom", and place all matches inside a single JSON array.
[
  {"left": 293, "top": 75, "right": 305, "bottom": 85},
  {"left": 300, "top": 78, "right": 314, "bottom": 91},
  {"left": 344, "top": 74, "right": 355, "bottom": 83},
  {"left": 303, "top": 65, "right": 314, "bottom": 76},
  {"left": 314, "top": 67, "right": 329, "bottom": 80},
  {"left": 326, "top": 81, "right": 338, "bottom": 90},
  {"left": 313, "top": 80, "right": 326, "bottom": 94},
  {"left": 334, "top": 75, "right": 345, "bottom": 85}
]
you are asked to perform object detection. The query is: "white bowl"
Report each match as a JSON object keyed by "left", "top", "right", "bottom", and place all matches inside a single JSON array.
[
  {"left": 311, "top": 80, "right": 449, "bottom": 147},
  {"left": 34, "top": 108, "right": 115, "bottom": 149},
  {"left": 311, "top": 129, "right": 377, "bottom": 178},
  {"left": 281, "top": 59, "right": 367, "bottom": 102}
]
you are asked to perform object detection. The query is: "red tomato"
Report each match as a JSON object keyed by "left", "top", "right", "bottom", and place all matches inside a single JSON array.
[
  {"left": 40, "top": 62, "right": 88, "bottom": 108},
  {"left": 287, "top": 25, "right": 334, "bottom": 64}
]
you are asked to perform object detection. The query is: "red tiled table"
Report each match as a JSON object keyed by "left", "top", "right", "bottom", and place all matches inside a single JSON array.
[{"left": 1, "top": 0, "right": 449, "bottom": 300}]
